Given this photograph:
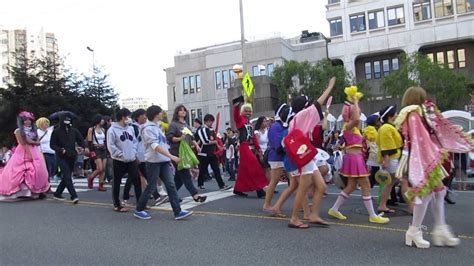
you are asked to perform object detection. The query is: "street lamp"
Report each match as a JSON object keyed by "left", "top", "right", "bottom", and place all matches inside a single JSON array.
[{"left": 86, "top": 46, "right": 95, "bottom": 73}]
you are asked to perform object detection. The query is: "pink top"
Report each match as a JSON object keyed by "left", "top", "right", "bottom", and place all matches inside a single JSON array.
[
  {"left": 343, "top": 127, "right": 363, "bottom": 149},
  {"left": 289, "top": 104, "right": 321, "bottom": 136}
]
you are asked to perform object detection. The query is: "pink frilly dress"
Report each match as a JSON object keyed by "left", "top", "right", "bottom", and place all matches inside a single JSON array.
[{"left": 340, "top": 127, "right": 370, "bottom": 178}]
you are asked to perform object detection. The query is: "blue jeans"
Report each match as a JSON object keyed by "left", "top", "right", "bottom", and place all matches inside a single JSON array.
[
  {"left": 137, "top": 162, "right": 181, "bottom": 215},
  {"left": 43, "top": 153, "right": 57, "bottom": 179},
  {"left": 227, "top": 159, "right": 235, "bottom": 180}
]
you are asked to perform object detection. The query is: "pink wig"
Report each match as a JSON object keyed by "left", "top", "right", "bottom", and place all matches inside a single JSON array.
[
  {"left": 342, "top": 101, "right": 352, "bottom": 123},
  {"left": 18, "top": 111, "right": 35, "bottom": 120}
]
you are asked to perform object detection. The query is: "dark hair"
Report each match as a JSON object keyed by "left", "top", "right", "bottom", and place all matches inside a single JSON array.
[
  {"left": 116, "top": 108, "right": 132, "bottom": 121},
  {"left": 254, "top": 116, "right": 266, "bottom": 131},
  {"left": 204, "top": 114, "right": 214, "bottom": 122},
  {"left": 291, "top": 95, "right": 310, "bottom": 114},
  {"left": 146, "top": 105, "right": 163, "bottom": 121},
  {"left": 379, "top": 105, "right": 397, "bottom": 124},
  {"left": 132, "top": 109, "right": 146, "bottom": 122},
  {"left": 92, "top": 114, "right": 103, "bottom": 126},
  {"left": 194, "top": 118, "right": 202, "bottom": 125},
  {"left": 103, "top": 115, "right": 111, "bottom": 122},
  {"left": 172, "top": 104, "right": 187, "bottom": 122}
]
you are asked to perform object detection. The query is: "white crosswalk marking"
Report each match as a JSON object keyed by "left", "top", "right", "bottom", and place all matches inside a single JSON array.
[
  {"left": 154, "top": 189, "right": 235, "bottom": 211},
  {"left": 49, "top": 179, "right": 120, "bottom": 194}
]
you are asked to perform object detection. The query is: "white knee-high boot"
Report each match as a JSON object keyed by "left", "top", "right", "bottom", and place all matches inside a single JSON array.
[
  {"left": 431, "top": 188, "right": 460, "bottom": 247},
  {"left": 405, "top": 194, "right": 432, "bottom": 248}
]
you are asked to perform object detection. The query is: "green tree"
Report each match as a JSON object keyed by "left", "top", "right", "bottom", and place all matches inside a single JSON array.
[{"left": 382, "top": 53, "right": 469, "bottom": 110}]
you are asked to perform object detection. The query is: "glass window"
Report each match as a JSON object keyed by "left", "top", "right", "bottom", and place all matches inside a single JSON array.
[
  {"left": 229, "top": 70, "right": 236, "bottom": 85},
  {"left": 435, "top": 0, "right": 454, "bottom": 17},
  {"left": 364, "top": 62, "right": 372, "bottom": 80},
  {"left": 350, "top": 14, "right": 366, "bottom": 32},
  {"left": 329, "top": 18, "right": 343, "bottom": 36},
  {"left": 458, "top": 49, "right": 466, "bottom": 68},
  {"left": 457, "top": 0, "right": 474, "bottom": 13},
  {"left": 374, "top": 61, "right": 381, "bottom": 79},
  {"left": 196, "top": 75, "right": 201, "bottom": 92},
  {"left": 183, "top": 77, "right": 189, "bottom": 94},
  {"left": 368, "top": 10, "right": 385, "bottom": 29},
  {"left": 197, "top": 109, "right": 203, "bottom": 121},
  {"left": 215, "top": 71, "right": 222, "bottom": 89},
  {"left": 173, "top": 86, "right": 176, "bottom": 102},
  {"left": 223, "top": 70, "right": 230, "bottom": 89},
  {"left": 252, "top": 66, "right": 259, "bottom": 77},
  {"left": 414, "top": 0, "right": 432, "bottom": 21},
  {"left": 191, "top": 109, "right": 197, "bottom": 123},
  {"left": 267, "top": 63, "right": 274, "bottom": 76},
  {"left": 436, "top": 51, "right": 445, "bottom": 65},
  {"left": 447, "top": 50, "right": 455, "bottom": 69},
  {"left": 392, "top": 58, "right": 400, "bottom": 70},
  {"left": 383, "top": 59, "right": 390, "bottom": 77},
  {"left": 388, "top": 6, "right": 405, "bottom": 26},
  {"left": 190, "top": 76, "right": 195, "bottom": 93},
  {"left": 427, "top": 53, "right": 434, "bottom": 62},
  {"left": 328, "top": 0, "right": 340, "bottom": 4},
  {"left": 260, "top": 66, "right": 266, "bottom": 76}
]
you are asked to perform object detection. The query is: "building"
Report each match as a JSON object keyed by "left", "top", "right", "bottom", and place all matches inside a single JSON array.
[
  {"left": 0, "top": 27, "right": 58, "bottom": 88},
  {"left": 166, "top": 33, "right": 328, "bottom": 129},
  {"left": 121, "top": 97, "right": 151, "bottom": 112},
  {"left": 326, "top": 0, "right": 474, "bottom": 96}
]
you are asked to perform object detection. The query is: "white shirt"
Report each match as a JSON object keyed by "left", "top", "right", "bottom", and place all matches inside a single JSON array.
[
  {"left": 37, "top": 127, "right": 55, "bottom": 154},
  {"left": 254, "top": 128, "right": 269, "bottom": 151},
  {"left": 226, "top": 144, "right": 235, "bottom": 160},
  {"left": 92, "top": 128, "right": 106, "bottom": 145}
]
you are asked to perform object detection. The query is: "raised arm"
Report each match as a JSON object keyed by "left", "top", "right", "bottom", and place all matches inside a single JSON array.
[{"left": 316, "top": 76, "right": 336, "bottom": 106}]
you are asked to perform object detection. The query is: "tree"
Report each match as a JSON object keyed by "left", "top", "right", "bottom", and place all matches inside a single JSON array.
[
  {"left": 272, "top": 59, "right": 369, "bottom": 104},
  {"left": 382, "top": 53, "right": 469, "bottom": 110},
  {"left": 81, "top": 67, "right": 119, "bottom": 109}
]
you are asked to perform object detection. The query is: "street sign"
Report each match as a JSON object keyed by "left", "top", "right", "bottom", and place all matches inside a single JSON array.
[{"left": 242, "top": 72, "right": 254, "bottom": 97}]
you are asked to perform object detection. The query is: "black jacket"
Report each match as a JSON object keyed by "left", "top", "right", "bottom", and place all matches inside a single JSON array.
[{"left": 50, "top": 126, "right": 85, "bottom": 159}]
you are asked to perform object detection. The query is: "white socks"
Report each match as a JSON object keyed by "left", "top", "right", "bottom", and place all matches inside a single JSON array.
[
  {"left": 362, "top": 196, "right": 377, "bottom": 217},
  {"left": 431, "top": 188, "right": 447, "bottom": 225},
  {"left": 331, "top": 191, "right": 348, "bottom": 211},
  {"left": 412, "top": 194, "right": 433, "bottom": 227}
]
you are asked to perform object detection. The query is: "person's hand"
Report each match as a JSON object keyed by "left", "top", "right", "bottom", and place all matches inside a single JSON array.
[
  {"left": 180, "top": 135, "right": 186, "bottom": 141},
  {"left": 195, "top": 145, "right": 201, "bottom": 153},
  {"left": 352, "top": 95, "right": 359, "bottom": 104},
  {"left": 84, "top": 148, "right": 90, "bottom": 155},
  {"left": 327, "top": 76, "right": 336, "bottom": 90},
  {"left": 61, "top": 149, "right": 66, "bottom": 155},
  {"left": 383, "top": 160, "right": 389, "bottom": 169},
  {"left": 170, "top": 155, "right": 180, "bottom": 164}
]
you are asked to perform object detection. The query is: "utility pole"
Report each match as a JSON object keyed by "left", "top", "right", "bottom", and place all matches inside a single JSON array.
[{"left": 239, "top": 0, "right": 246, "bottom": 75}]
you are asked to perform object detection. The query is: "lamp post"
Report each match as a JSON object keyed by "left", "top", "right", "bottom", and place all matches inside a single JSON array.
[
  {"left": 239, "top": 0, "right": 246, "bottom": 75},
  {"left": 86, "top": 46, "right": 95, "bottom": 73}
]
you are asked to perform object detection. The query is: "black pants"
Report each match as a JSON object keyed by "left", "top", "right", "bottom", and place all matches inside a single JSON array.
[
  {"left": 54, "top": 156, "right": 78, "bottom": 199},
  {"left": 197, "top": 154, "right": 225, "bottom": 188},
  {"left": 369, "top": 166, "right": 380, "bottom": 188},
  {"left": 173, "top": 162, "right": 198, "bottom": 196},
  {"left": 123, "top": 162, "right": 159, "bottom": 201},
  {"left": 112, "top": 160, "right": 141, "bottom": 208}
]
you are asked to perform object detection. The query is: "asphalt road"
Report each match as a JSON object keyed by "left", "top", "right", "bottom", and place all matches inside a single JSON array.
[{"left": 1, "top": 177, "right": 473, "bottom": 265}]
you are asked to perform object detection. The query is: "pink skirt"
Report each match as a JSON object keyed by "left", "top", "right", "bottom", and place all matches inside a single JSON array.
[{"left": 340, "top": 153, "right": 370, "bottom": 178}]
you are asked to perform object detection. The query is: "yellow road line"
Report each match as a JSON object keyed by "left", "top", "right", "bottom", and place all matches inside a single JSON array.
[{"left": 46, "top": 199, "right": 474, "bottom": 240}]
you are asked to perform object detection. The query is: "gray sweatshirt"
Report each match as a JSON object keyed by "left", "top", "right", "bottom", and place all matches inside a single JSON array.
[
  {"left": 106, "top": 122, "right": 138, "bottom": 162},
  {"left": 141, "top": 121, "right": 170, "bottom": 163}
]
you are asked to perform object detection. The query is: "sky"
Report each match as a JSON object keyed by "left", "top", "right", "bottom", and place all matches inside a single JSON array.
[{"left": 1, "top": 0, "right": 328, "bottom": 109}]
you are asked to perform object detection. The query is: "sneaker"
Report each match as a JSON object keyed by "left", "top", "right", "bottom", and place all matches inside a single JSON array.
[
  {"left": 369, "top": 215, "right": 390, "bottom": 224},
  {"left": 134, "top": 210, "right": 151, "bottom": 220},
  {"left": 155, "top": 196, "right": 169, "bottom": 206},
  {"left": 220, "top": 185, "right": 233, "bottom": 191},
  {"left": 328, "top": 208, "right": 347, "bottom": 220},
  {"left": 53, "top": 195, "right": 66, "bottom": 201},
  {"left": 122, "top": 200, "right": 132, "bottom": 207},
  {"left": 175, "top": 210, "right": 193, "bottom": 220},
  {"left": 198, "top": 186, "right": 205, "bottom": 190},
  {"left": 71, "top": 198, "right": 79, "bottom": 204}
]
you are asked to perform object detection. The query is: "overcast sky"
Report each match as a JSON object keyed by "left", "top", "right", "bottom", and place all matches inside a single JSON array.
[{"left": 1, "top": 0, "right": 328, "bottom": 109}]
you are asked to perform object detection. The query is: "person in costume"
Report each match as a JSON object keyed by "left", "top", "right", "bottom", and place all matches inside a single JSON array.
[
  {"left": 36, "top": 117, "right": 56, "bottom": 182},
  {"left": 232, "top": 97, "right": 268, "bottom": 198},
  {"left": 286, "top": 77, "right": 335, "bottom": 229},
  {"left": 363, "top": 114, "right": 380, "bottom": 188},
  {"left": 86, "top": 114, "right": 108, "bottom": 191},
  {"left": 0, "top": 112, "right": 49, "bottom": 201},
  {"left": 376, "top": 105, "right": 403, "bottom": 213},
  {"left": 328, "top": 86, "right": 389, "bottom": 224},
  {"left": 395, "top": 87, "right": 472, "bottom": 248}
]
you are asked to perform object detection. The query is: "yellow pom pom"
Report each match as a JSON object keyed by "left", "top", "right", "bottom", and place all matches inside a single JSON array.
[{"left": 344, "top": 85, "right": 363, "bottom": 102}]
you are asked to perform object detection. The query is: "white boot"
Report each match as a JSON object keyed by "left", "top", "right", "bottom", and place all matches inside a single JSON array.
[
  {"left": 432, "top": 224, "right": 460, "bottom": 247},
  {"left": 405, "top": 225, "right": 430, "bottom": 248}
]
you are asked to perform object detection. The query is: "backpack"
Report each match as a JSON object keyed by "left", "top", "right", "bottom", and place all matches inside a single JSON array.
[{"left": 283, "top": 117, "right": 318, "bottom": 173}]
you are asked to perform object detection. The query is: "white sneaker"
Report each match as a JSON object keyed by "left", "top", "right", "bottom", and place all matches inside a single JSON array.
[{"left": 155, "top": 196, "right": 169, "bottom": 206}]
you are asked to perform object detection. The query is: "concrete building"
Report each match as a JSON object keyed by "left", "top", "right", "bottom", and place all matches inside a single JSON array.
[
  {"left": 0, "top": 27, "right": 58, "bottom": 88},
  {"left": 121, "top": 97, "right": 151, "bottom": 112},
  {"left": 166, "top": 34, "right": 328, "bottom": 129},
  {"left": 326, "top": 0, "right": 474, "bottom": 96}
]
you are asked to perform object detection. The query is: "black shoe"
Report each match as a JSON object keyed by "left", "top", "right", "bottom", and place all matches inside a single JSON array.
[
  {"left": 387, "top": 200, "right": 399, "bottom": 206},
  {"left": 233, "top": 190, "right": 248, "bottom": 197},
  {"left": 274, "top": 190, "right": 279, "bottom": 194},
  {"left": 445, "top": 194, "right": 456, "bottom": 204},
  {"left": 220, "top": 185, "right": 233, "bottom": 191},
  {"left": 53, "top": 195, "right": 66, "bottom": 201},
  {"left": 38, "top": 193, "right": 47, "bottom": 200},
  {"left": 257, "top": 189, "right": 266, "bottom": 198}
]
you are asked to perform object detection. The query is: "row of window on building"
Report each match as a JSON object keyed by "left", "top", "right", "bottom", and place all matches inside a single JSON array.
[
  {"left": 329, "top": 0, "right": 474, "bottom": 37},
  {"left": 426, "top": 48, "right": 466, "bottom": 69},
  {"left": 252, "top": 63, "right": 274, "bottom": 77},
  {"left": 364, "top": 57, "right": 400, "bottom": 80},
  {"left": 188, "top": 108, "right": 203, "bottom": 125},
  {"left": 182, "top": 74, "right": 201, "bottom": 95}
]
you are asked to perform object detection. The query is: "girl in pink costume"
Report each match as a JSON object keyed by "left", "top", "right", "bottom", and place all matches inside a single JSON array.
[
  {"left": 0, "top": 111, "right": 49, "bottom": 201},
  {"left": 396, "top": 87, "right": 473, "bottom": 249}
]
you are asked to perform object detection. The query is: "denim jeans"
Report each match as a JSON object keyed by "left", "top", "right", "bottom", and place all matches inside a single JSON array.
[
  {"left": 137, "top": 162, "right": 181, "bottom": 215},
  {"left": 123, "top": 162, "right": 159, "bottom": 201},
  {"left": 43, "top": 153, "right": 57, "bottom": 179},
  {"left": 227, "top": 159, "right": 235, "bottom": 180},
  {"left": 54, "top": 156, "right": 78, "bottom": 199},
  {"left": 173, "top": 162, "right": 198, "bottom": 197}
]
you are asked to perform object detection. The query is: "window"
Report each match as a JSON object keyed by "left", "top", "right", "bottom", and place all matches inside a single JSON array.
[
  {"left": 434, "top": 0, "right": 453, "bottom": 17},
  {"left": 182, "top": 77, "right": 189, "bottom": 94},
  {"left": 387, "top": 6, "right": 405, "bottom": 26},
  {"left": 223, "top": 70, "right": 230, "bottom": 89},
  {"left": 427, "top": 53, "right": 434, "bottom": 62},
  {"left": 329, "top": 18, "right": 343, "bottom": 36},
  {"left": 457, "top": 0, "right": 474, "bottom": 13},
  {"left": 368, "top": 10, "right": 385, "bottom": 29},
  {"left": 392, "top": 58, "right": 400, "bottom": 70},
  {"left": 436, "top": 51, "right": 445, "bottom": 65},
  {"left": 260, "top": 66, "right": 266, "bottom": 76},
  {"left": 328, "top": 0, "right": 340, "bottom": 4},
  {"left": 447, "top": 50, "right": 455, "bottom": 69},
  {"left": 173, "top": 86, "right": 176, "bottom": 102},
  {"left": 196, "top": 75, "right": 201, "bottom": 92},
  {"left": 191, "top": 109, "right": 197, "bottom": 123},
  {"left": 197, "top": 109, "right": 203, "bottom": 121},
  {"left": 374, "top": 61, "right": 381, "bottom": 79},
  {"left": 190, "top": 75, "right": 196, "bottom": 93},
  {"left": 252, "top": 66, "right": 259, "bottom": 77},
  {"left": 215, "top": 71, "right": 222, "bottom": 89},
  {"left": 267, "top": 63, "right": 274, "bottom": 76},
  {"left": 229, "top": 70, "right": 236, "bottom": 85},
  {"left": 458, "top": 49, "right": 466, "bottom": 68},
  {"left": 383, "top": 59, "right": 390, "bottom": 77},
  {"left": 414, "top": 0, "right": 432, "bottom": 21},
  {"left": 364, "top": 62, "right": 372, "bottom": 80},
  {"left": 350, "top": 14, "right": 366, "bottom": 32}
]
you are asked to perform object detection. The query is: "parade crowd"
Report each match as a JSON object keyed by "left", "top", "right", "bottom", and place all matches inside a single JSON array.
[{"left": 0, "top": 77, "right": 472, "bottom": 249}]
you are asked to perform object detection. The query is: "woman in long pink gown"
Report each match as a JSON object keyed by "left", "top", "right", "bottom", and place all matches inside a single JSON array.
[{"left": 0, "top": 111, "right": 49, "bottom": 201}]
